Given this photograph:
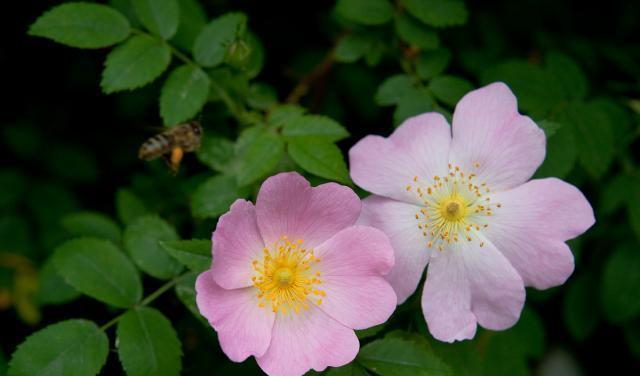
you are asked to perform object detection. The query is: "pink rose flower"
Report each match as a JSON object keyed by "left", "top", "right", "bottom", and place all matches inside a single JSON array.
[
  {"left": 349, "top": 82, "right": 595, "bottom": 342},
  {"left": 195, "top": 172, "right": 397, "bottom": 376}
]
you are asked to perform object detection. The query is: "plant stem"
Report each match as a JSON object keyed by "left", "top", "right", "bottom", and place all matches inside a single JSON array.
[{"left": 99, "top": 273, "right": 188, "bottom": 331}]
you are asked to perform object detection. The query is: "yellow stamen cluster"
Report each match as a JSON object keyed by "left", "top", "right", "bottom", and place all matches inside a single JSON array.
[
  {"left": 251, "top": 236, "right": 325, "bottom": 314},
  {"left": 406, "top": 163, "right": 502, "bottom": 252}
]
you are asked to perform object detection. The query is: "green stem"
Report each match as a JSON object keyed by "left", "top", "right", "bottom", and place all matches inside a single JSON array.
[{"left": 99, "top": 273, "right": 188, "bottom": 331}]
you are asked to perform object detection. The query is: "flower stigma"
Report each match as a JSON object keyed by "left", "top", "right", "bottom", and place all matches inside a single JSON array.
[{"left": 251, "top": 236, "right": 325, "bottom": 314}]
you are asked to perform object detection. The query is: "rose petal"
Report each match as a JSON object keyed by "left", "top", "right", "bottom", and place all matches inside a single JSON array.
[
  {"left": 349, "top": 113, "right": 451, "bottom": 204},
  {"left": 422, "top": 234, "right": 525, "bottom": 342},
  {"left": 484, "top": 178, "right": 595, "bottom": 289},
  {"left": 195, "top": 271, "right": 274, "bottom": 361},
  {"left": 256, "top": 305, "right": 359, "bottom": 376},
  {"left": 448, "top": 82, "right": 546, "bottom": 192},
  {"left": 211, "top": 199, "right": 265, "bottom": 289},
  {"left": 256, "top": 172, "right": 360, "bottom": 247},
  {"left": 358, "top": 195, "right": 431, "bottom": 304}
]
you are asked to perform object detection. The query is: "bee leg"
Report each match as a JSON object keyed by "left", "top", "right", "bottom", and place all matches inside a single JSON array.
[{"left": 166, "top": 146, "right": 184, "bottom": 175}]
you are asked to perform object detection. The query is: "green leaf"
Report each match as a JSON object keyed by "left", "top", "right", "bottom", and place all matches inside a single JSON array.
[
  {"left": 327, "top": 362, "right": 369, "bottom": 376},
  {"left": 429, "top": 75, "right": 473, "bottom": 107},
  {"left": 53, "top": 238, "right": 142, "bottom": 307},
  {"left": 123, "top": 216, "right": 183, "bottom": 280},
  {"left": 247, "top": 83, "right": 278, "bottom": 110},
  {"left": 175, "top": 272, "right": 207, "bottom": 324},
  {"left": 601, "top": 245, "right": 640, "bottom": 323},
  {"left": 630, "top": 178, "right": 640, "bottom": 241},
  {"left": 401, "top": 0, "right": 468, "bottom": 28},
  {"left": 115, "top": 188, "right": 150, "bottom": 225},
  {"left": 159, "top": 239, "right": 211, "bottom": 272},
  {"left": 393, "top": 87, "right": 434, "bottom": 126},
  {"left": 546, "top": 52, "right": 588, "bottom": 101},
  {"left": 335, "top": 34, "right": 374, "bottom": 63},
  {"left": 196, "top": 135, "right": 236, "bottom": 173},
  {"left": 131, "top": 0, "right": 178, "bottom": 39},
  {"left": 36, "top": 256, "right": 80, "bottom": 306},
  {"left": 0, "top": 169, "right": 27, "bottom": 209},
  {"left": 160, "top": 65, "right": 210, "bottom": 125},
  {"left": 375, "top": 74, "right": 414, "bottom": 106},
  {"left": 288, "top": 139, "right": 351, "bottom": 185},
  {"left": 358, "top": 336, "right": 452, "bottom": 376},
  {"left": 282, "top": 115, "right": 349, "bottom": 142},
  {"left": 482, "top": 331, "right": 528, "bottom": 376},
  {"left": 356, "top": 324, "right": 385, "bottom": 340},
  {"left": 268, "top": 105, "right": 306, "bottom": 128},
  {"left": 511, "top": 308, "right": 546, "bottom": 358},
  {"left": 395, "top": 13, "right": 439, "bottom": 50},
  {"left": 190, "top": 174, "right": 249, "bottom": 219},
  {"left": 101, "top": 34, "right": 172, "bottom": 93},
  {"left": 28, "top": 3, "right": 130, "bottom": 49},
  {"left": 535, "top": 121, "right": 577, "bottom": 179},
  {"left": 236, "top": 129, "right": 285, "bottom": 186},
  {"left": 8, "top": 319, "right": 108, "bottom": 376},
  {"left": 558, "top": 102, "right": 614, "bottom": 178},
  {"left": 416, "top": 49, "right": 451, "bottom": 80},
  {"left": 564, "top": 273, "right": 599, "bottom": 341},
  {"left": 117, "top": 307, "right": 182, "bottom": 376},
  {"left": 599, "top": 174, "right": 635, "bottom": 216},
  {"left": 193, "top": 13, "right": 247, "bottom": 67},
  {"left": 61, "top": 211, "right": 121, "bottom": 243},
  {"left": 171, "top": 0, "right": 207, "bottom": 52},
  {"left": 335, "top": 0, "right": 394, "bottom": 26}
]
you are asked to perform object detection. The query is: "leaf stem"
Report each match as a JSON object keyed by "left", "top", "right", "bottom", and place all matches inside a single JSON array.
[{"left": 99, "top": 273, "right": 188, "bottom": 331}]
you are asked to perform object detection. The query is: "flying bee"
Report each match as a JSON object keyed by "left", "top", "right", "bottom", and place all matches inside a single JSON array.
[{"left": 138, "top": 121, "right": 203, "bottom": 174}]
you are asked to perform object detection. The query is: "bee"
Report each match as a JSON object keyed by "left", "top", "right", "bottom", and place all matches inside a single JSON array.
[{"left": 138, "top": 121, "right": 203, "bottom": 174}]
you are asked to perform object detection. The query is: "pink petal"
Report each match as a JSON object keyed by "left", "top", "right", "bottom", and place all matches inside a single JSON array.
[
  {"left": 256, "top": 305, "right": 359, "bottom": 376},
  {"left": 195, "top": 271, "right": 274, "bottom": 361},
  {"left": 255, "top": 172, "right": 360, "bottom": 247},
  {"left": 349, "top": 113, "right": 451, "bottom": 204},
  {"left": 449, "top": 82, "right": 546, "bottom": 192},
  {"left": 422, "top": 235, "right": 525, "bottom": 342},
  {"left": 358, "top": 195, "right": 431, "bottom": 304},
  {"left": 211, "top": 199, "right": 265, "bottom": 289},
  {"left": 313, "top": 226, "right": 397, "bottom": 329},
  {"left": 484, "top": 178, "right": 595, "bottom": 289}
]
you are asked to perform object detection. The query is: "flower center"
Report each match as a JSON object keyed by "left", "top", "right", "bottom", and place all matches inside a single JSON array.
[
  {"left": 406, "top": 163, "right": 502, "bottom": 252},
  {"left": 251, "top": 236, "right": 325, "bottom": 314}
]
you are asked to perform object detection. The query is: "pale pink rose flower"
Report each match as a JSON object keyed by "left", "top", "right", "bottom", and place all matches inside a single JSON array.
[
  {"left": 349, "top": 82, "right": 595, "bottom": 342},
  {"left": 195, "top": 172, "right": 397, "bottom": 376}
]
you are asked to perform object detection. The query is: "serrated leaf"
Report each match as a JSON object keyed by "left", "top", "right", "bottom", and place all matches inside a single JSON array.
[
  {"left": 535, "top": 121, "right": 577, "bottom": 179},
  {"left": 395, "top": 13, "right": 439, "bottom": 50},
  {"left": 247, "top": 83, "right": 278, "bottom": 110},
  {"left": 190, "top": 174, "right": 249, "bottom": 219},
  {"left": 8, "top": 319, "right": 108, "bottom": 376},
  {"left": 564, "top": 273, "right": 599, "bottom": 341},
  {"left": 335, "top": 0, "right": 394, "bottom": 26},
  {"left": 375, "top": 74, "right": 414, "bottom": 106},
  {"left": 175, "top": 272, "right": 207, "bottom": 324},
  {"left": 559, "top": 101, "right": 614, "bottom": 178},
  {"left": 358, "top": 336, "right": 452, "bottom": 376},
  {"left": 115, "top": 188, "right": 150, "bottom": 225},
  {"left": 282, "top": 115, "right": 349, "bottom": 142},
  {"left": 401, "top": 0, "right": 468, "bottom": 28},
  {"left": 123, "top": 216, "right": 183, "bottom": 280},
  {"left": 268, "top": 105, "right": 306, "bottom": 127},
  {"left": 131, "top": 0, "right": 179, "bottom": 39},
  {"left": 53, "top": 238, "right": 142, "bottom": 307},
  {"left": 159, "top": 239, "right": 211, "bottom": 271},
  {"left": 101, "top": 34, "right": 171, "bottom": 93},
  {"left": 117, "top": 307, "right": 182, "bottom": 376},
  {"left": 288, "top": 139, "right": 351, "bottom": 184},
  {"left": 61, "top": 211, "right": 121, "bottom": 243},
  {"left": 601, "top": 245, "right": 640, "bottom": 323},
  {"left": 416, "top": 49, "right": 451, "bottom": 80},
  {"left": 236, "top": 130, "right": 285, "bottom": 186},
  {"left": 335, "top": 34, "right": 373, "bottom": 63},
  {"left": 546, "top": 51, "right": 588, "bottom": 101},
  {"left": 28, "top": 3, "right": 130, "bottom": 49},
  {"left": 171, "top": 0, "right": 206, "bottom": 52},
  {"left": 160, "top": 65, "right": 210, "bottom": 125},
  {"left": 393, "top": 87, "right": 434, "bottom": 126},
  {"left": 196, "top": 135, "right": 236, "bottom": 173},
  {"left": 327, "top": 363, "right": 369, "bottom": 376},
  {"left": 193, "top": 13, "right": 247, "bottom": 67},
  {"left": 36, "top": 256, "right": 80, "bottom": 306},
  {"left": 429, "top": 75, "right": 473, "bottom": 107}
]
